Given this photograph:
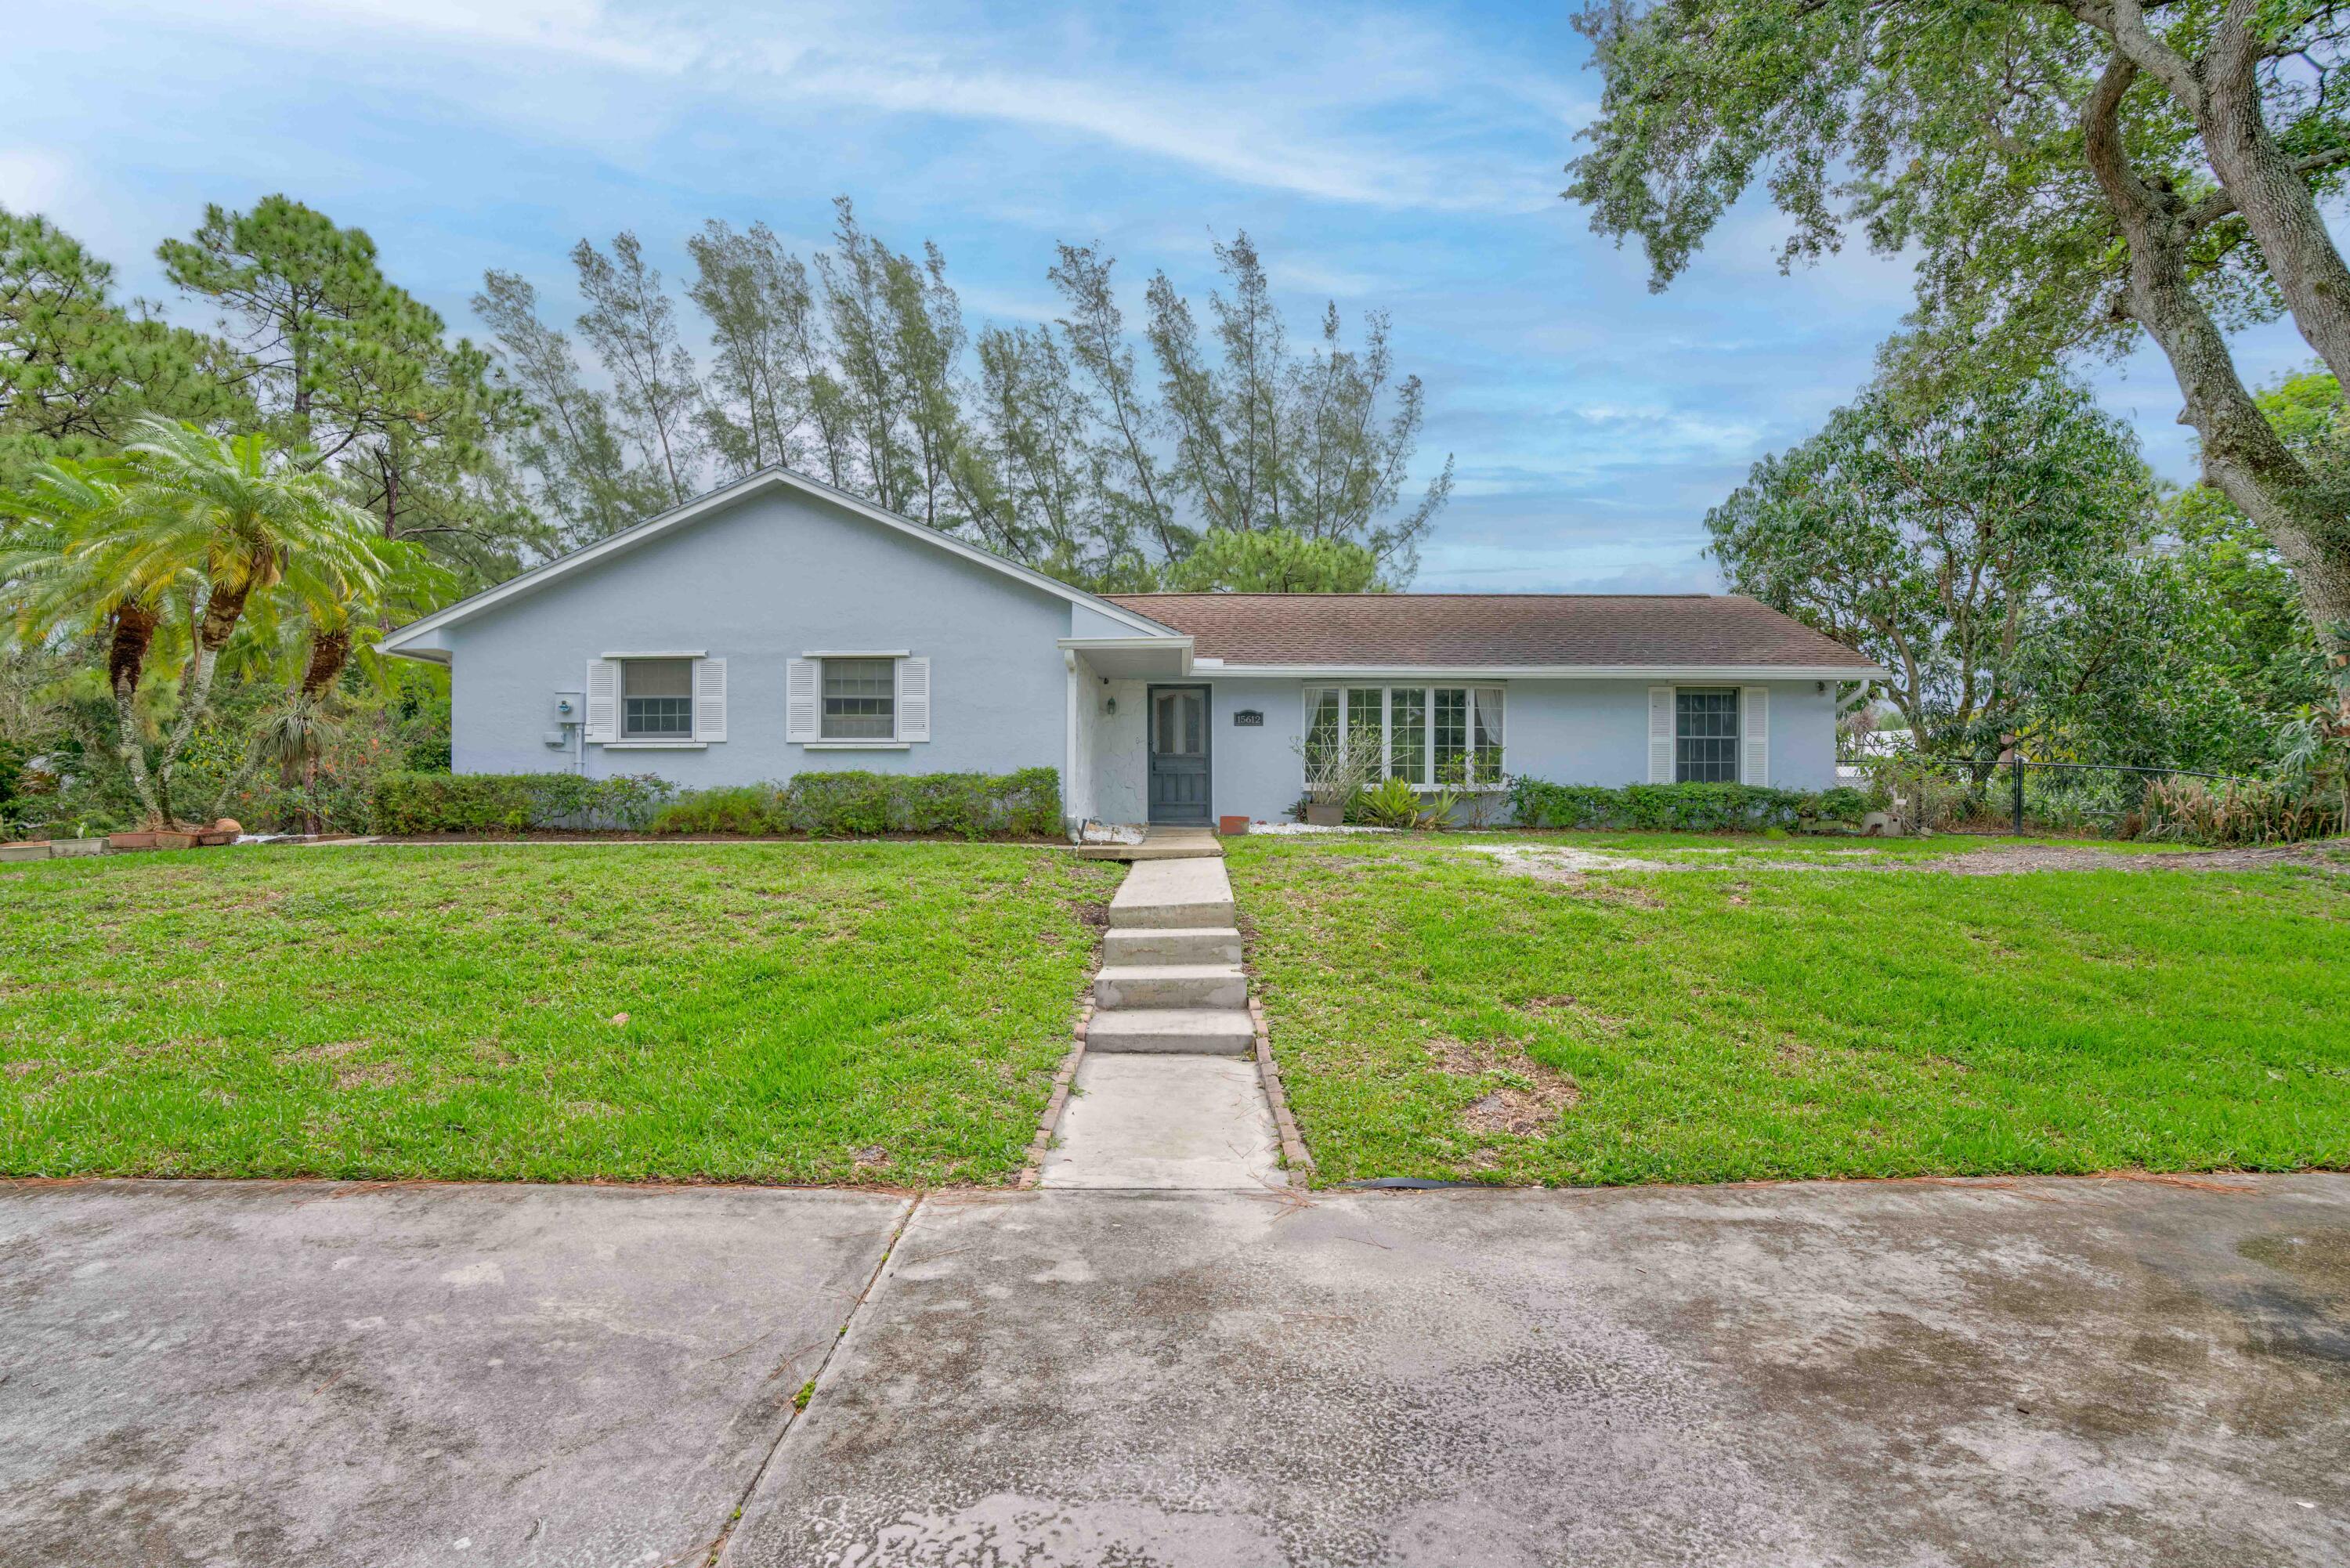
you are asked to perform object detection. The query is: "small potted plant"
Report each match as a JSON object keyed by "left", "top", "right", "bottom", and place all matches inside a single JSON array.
[{"left": 1293, "top": 722, "right": 1379, "bottom": 826}]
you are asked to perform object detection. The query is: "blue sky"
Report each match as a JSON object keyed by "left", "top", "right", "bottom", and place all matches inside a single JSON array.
[{"left": 5, "top": 0, "right": 2317, "bottom": 589}]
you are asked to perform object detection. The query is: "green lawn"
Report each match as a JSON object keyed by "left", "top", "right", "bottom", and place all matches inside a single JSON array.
[
  {"left": 1229, "top": 834, "right": 2350, "bottom": 1187},
  {"left": 0, "top": 844, "right": 1118, "bottom": 1184}
]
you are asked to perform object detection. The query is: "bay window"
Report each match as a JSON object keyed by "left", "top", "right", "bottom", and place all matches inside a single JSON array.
[{"left": 1302, "top": 685, "right": 1505, "bottom": 788}]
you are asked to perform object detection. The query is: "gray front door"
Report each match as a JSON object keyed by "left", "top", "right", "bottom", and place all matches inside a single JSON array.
[{"left": 1147, "top": 685, "right": 1212, "bottom": 824}]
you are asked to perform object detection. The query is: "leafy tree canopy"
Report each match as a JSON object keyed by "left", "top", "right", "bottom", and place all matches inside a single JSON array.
[
  {"left": 1568, "top": 1, "right": 2350, "bottom": 659},
  {"left": 0, "top": 207, "right": 248, "bottom": 490},
  {"left": 162, "top": 195, "right": 539, "bottom": 585},
  {"left": 478, "top": 201, "right": 1452, "bottom": 592},
  {"left": 1708, "top": 369, "right": 2156, "bottom": 752}
]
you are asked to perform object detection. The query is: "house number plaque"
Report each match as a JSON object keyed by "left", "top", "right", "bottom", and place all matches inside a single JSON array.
[{"left": 1232, "top": 710, "right": 1264, "bottom": 727}]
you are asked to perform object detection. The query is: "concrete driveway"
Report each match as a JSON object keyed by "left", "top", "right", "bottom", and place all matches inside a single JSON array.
[
  {"left": 3, "top": 1176, "right": 2344, "bottom": 1567},
  {"left": 722, "top": 1178, "right": 2349, "bottom": 1568},
  {"left": 0, "top": 1181, "right": 907, "bottom": 1567}
]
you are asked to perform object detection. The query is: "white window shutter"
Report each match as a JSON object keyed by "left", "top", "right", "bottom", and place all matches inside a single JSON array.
[
  {"left": 694, "top": 657, "right": 727, "bottom": 742},
  {"left": 586, "top": 658, "right": 618, "bottom": 743},
  {"left": 1741, "top": 686, "right": 1770, "bottom": 786},
  {"left": 1647, "top": 685, "right": 1674, "bottom": 783},
  {"left": 786, "top": 658, "right": 819, "bottom": 742},
  {"left": 898, "top": 656, "right": 931, "bottom": 742}
]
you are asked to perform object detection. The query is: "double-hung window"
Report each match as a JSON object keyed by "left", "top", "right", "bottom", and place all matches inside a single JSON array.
[
  {"left": 620, "top": 658, "right": 694, "bottom": 739},
  {"left": 1301, "top": 685, "right": 1505, "bottom": 788},
  {"left": 1675, "top": 687, "right": 1739, "bottom": 782},
  {"left": 820, "top": 658, "right": 897, "bottom": 740},
  {"left": 786, "top": 653, "right": 931, "bottom": 746}
]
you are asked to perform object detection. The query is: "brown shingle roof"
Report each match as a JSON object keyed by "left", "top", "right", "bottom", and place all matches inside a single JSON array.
[{"left": 1097, "top": 593, "right": 1878, "bottom": 670}]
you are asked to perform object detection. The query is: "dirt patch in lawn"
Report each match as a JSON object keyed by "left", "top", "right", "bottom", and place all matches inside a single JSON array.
[{"left": 1429, "top": 1035, "right": 1580, "bottom": 1139}]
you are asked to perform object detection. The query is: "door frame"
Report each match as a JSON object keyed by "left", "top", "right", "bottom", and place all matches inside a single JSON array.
[{"left": 1144, "top": 683, "right": 1213, "bottom": 825}]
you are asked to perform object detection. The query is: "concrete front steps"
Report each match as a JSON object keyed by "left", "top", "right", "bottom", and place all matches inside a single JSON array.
[
  {"left": 1101, "top": 926, "right": 1242, "bottom": 966},
  {"left": 1088, "top": 854, "right": 1253, "bottom": 1057},
  {"left": 1074, "top": 825, "right": 1225, "bottom": 863}
]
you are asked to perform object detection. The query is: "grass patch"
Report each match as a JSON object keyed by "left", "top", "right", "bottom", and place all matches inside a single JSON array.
[
  {"left": 0, "top": 844, "right": 1119, "bottom": 1184},
  {"left": 1229, "top": 835, "right": 2350, "bottom": 1187}
]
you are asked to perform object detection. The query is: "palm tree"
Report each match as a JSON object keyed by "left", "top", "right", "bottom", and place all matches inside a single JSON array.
[
  {"left": 2, "top": 418, "right": 385, "bottom": 826},
  {"left": 241, "top": 534, "right": 448, "bottom": 829},
  {"left": 110, "top": 418, "right": 384, "bottom": 823},
  {"left": 0, "top": 457, "right": 201, "bottom": 821}
]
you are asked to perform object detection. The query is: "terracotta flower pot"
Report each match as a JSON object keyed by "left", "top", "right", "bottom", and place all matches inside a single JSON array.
[
  {"left": 1217, "top": 815, "right": 1251, "bottom": 836},
  {"left": 196, "top": 829, "right": 238, "bottom": 847},
  {"left": 1304, "top": 802, "right": 1344, "bottom": 827},
  {"left": 153, "top": 831, "right": 199, "bottom": 851},
  {"left": 110, "top": 831, "right": 159, "bottom": 851}
]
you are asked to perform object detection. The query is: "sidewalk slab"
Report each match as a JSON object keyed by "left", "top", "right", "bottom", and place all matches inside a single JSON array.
[
  {"left": 0, "top": 1180, "right": 906, "bottom": 1568},
  {"left": 1041, "top": 1053, "right": 1283, "bottom": 1190},
  {"left": 720, "top": 1176, "right": 2350, "bottom": 1568}
]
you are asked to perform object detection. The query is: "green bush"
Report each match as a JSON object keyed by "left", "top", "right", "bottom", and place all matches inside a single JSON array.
[
  {"left": 1508, "top": 778, "right": 1852, "bottom": 833},
  {"left": 647, "top": 768, "right": 1063, "bottom": 840},
  {"left": 1350, "top": 776, "right": 1426, "bottom": 829},
  {"left": 371, "top": 771, "right": 677, "bottom": 834}
]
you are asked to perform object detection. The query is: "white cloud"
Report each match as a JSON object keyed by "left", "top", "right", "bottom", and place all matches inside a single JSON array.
[
  {"left": 0, "top": 147, "right": 73, "bottom": 215},
  {"left": 78, "top": 0, "right": 1567, "bottom": 215}
]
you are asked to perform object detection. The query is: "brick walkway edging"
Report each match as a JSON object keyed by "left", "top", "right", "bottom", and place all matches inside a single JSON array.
[
  {"left": 1249, "top": 998, "right": 1315, "bottom": 1176},
  {"left": 1015, "top": 999, "right": 1091, "bottom": 1190}
]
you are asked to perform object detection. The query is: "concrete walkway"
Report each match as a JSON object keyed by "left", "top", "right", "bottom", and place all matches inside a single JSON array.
[
  {"left": 1044, "top": 847, "right": 1285, "bottom": 1190},
  {"left": 4, "top": 1176, "right": 2344, "bottom": 1566},
  {"left": 1041, "top": 1054, "right": 1282, "bottom": 1189}
]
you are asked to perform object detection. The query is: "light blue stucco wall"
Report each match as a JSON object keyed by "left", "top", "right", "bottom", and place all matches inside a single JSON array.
[
  {"left": 1177, "top": 677, "right": 1842, "bottom": 822},
  {"left": 443, "top": 486, "right": 1078, "bottom": 787},
  {"left": 430, "top": 486, "right": 1845, "bottom": 822}
]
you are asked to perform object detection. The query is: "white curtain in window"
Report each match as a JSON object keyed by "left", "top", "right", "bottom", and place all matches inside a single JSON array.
[{"left": 1470, "top": 686, "right": 1505, "bottom": 781}]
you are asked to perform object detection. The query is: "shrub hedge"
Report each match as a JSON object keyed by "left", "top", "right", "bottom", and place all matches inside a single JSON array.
[
  {"left": 371, "top": 772, "right": 678, "bottom": 834},
  {"left": 372, "top": 768, "right": 1062, "bottom": 839},
  {"left": 1507, "top": 778, "right": 1870, "bottom": 833},
  {"left": 647, "top": 768, "right": 1063, "bottom": 840}
]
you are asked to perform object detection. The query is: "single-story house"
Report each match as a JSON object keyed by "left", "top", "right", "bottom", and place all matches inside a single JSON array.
[{"left": 378, "top": 468, "right": 1885, "bottom": 831}]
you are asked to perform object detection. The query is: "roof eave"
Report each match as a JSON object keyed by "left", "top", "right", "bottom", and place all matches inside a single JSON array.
[{"left": 1202, "top": 663, "right": 1889, "bottom": 681}]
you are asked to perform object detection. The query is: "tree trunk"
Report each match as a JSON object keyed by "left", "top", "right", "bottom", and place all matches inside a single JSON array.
[
  {"left": 103, "top": 600, "right": 164, "bottom": 822},
  {"left": 154, "top": 578, "right": 251, "bottom": 827},
  {"left": 2081, "top": 55, "right": 2350, "bottom": 662},
  {"left": 301, "top": 627, "right": 352, "bottom": 701},
  {"left": 2188, "top": 8, "right": 2350, "bottom": 398}
]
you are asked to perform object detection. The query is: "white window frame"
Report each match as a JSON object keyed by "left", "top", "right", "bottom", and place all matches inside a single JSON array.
[
  {"left": 796, "top": 651, "right": 927, "bottom": 750},
  {"left": 596, "top": 652, "right": 716, "bottom": 750},
  {"left": 1300, "top": 684, "right": 1506, "bottom": 789}
]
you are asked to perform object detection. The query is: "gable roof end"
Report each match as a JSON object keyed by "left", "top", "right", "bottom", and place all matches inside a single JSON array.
[{"left": 376, "top": 467, "right": 1182, "bottom": 656}]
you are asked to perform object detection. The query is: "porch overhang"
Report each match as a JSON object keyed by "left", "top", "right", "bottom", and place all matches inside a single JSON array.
[{"left": 1056, "top": 636, "right": 1195, "bottom": 680}]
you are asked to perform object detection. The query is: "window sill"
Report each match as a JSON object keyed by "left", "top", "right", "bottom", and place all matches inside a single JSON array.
[
  {"left": 602, "top": 740, "right": 709, "bottom": 750},
  {"left": 1296, "top": 779, "right": 1509, "bottom": 793},
  {"left": 804, "top": 740, "right": 911, "bottom": 750}
]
